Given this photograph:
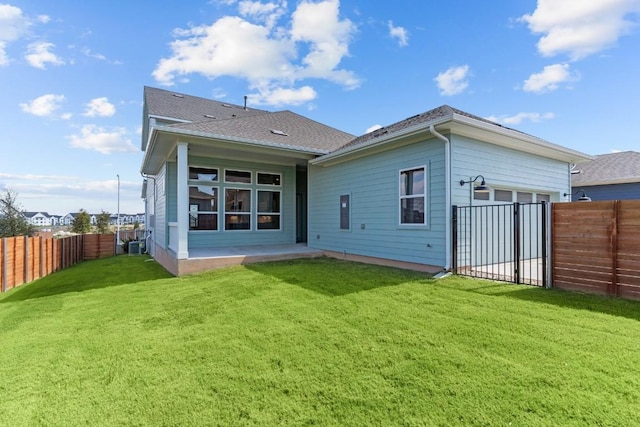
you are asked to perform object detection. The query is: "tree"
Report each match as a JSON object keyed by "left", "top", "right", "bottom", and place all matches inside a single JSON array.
[
  {"left": 96, "top": 210, "right": 111, "bottom": 234},
  {"left": 71, "top": 209, "right": 92, "bottom": 234},
  {"left": 0, "top": 189, "right": 37, "bottom": 238}
]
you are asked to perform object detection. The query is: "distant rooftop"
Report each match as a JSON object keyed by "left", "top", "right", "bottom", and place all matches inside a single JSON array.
[{"left": 572, "top": 151, "right": 640, "bottom": 186}]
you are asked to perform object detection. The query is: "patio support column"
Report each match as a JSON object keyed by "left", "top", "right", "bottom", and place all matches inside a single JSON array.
[{"left": 176, "top": 141, "right": 189, "bottom": 259}]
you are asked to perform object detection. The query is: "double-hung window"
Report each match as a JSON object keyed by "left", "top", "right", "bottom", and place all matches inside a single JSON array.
[
  {"left": 188, "top": 166, "right": 219, "bottom": 231},
  {"left": 256, "top": 172, "right": 281, "bottom": 230},
  {"left": 225, "top": 189, "right": 251, "bottom": 230},
  {"left": 399, "top": 166, "right": 426, "bottom": 225}
]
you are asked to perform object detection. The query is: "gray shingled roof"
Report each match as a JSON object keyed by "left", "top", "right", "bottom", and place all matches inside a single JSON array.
[
  {"left": 572, "top": 151, "right": 640, "bottom": 185},
  {"left": 337, "top": 105, "right": 537, "bottom": 153},
  {"left": 144, "top": 86, "right": 267, "bottom": 122},
  {"left": 165, "top": 110, "right": 354, "bottom": 153},
  {"left": 146, "top": 86, "right": 354, "bottom": 153}
]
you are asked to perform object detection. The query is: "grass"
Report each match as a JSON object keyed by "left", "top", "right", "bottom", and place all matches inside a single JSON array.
[{"left": 1, "top": 256, "right": 640, "bottom": 426}]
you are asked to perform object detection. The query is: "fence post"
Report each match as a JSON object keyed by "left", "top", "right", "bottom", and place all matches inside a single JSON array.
[
  {"left": 2, "top": 238, "right": 6, "bottom": 293},
  {"left": 452, "top": 205, "right": 458, "bottom": 273},
  {"left": 513, "top": 203, "right": 520, "bottom": 284},
  {"left": 541, "top": 201, "right": 548, "bottom": 289},
  {"left": 40, "top": 237, "right": 44, "bottom": 279},
  {"left": 611, "top": 200, "right": 619, "bottom": 296},
  {"left": 24, "top": 235, "right": 29, "bottom": 284}
]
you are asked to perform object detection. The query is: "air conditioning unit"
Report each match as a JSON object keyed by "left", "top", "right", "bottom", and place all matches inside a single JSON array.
[{"left": 128, "top": 241, "right": 141, "bottom": 255}]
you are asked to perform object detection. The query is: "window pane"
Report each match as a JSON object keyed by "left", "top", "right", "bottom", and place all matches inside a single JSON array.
[
  {"left": 400, "top": 168, "right": 425, "bottom": 196},
  {"left": 517, "top": 192, "right": 533, "bottom": 203},
  {"left": 225, "top": 189, "right": 251, "bottom": 212},
  {"left": 537, "top": 193, "right": 550, "bottom": 202},
  {"left": 225, "top": 170, "right": 251, "bottom": 183},
  {"left": 258, "top": 215, "right": 280, "bottom": 230},
  {"left": 189, "top": 187, "right": 217, "bottom": 211},
  {"left": 401, "top": 197, "right": 425, "bottom": 224},
  {"left": 495, "top": 189, "right": 512, "bottom": 202},
  {"left": 474, "top": 190, "right": 490, "bottom": 200},
  {"left": 257, "top": 173, "right": 281, "bottom": 186},
  {"left": 190, "top": 213, "right": 218, "bottom": 230},
  {"left": 225, "top": 214, "right": 250, "bottom": 230},
  {"left": 258, "top": 191, "right": 280, "bottom": 213},
  {"left": 189, "top": 167, "right": 218, "bottom": 181}
]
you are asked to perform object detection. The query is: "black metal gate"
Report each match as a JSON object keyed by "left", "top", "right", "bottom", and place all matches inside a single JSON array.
[{"left": 452, "top": 202, "right": 548, "bottom": 286}]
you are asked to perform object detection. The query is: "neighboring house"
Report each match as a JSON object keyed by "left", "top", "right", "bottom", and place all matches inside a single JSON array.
[
  {"left": 23, "top": 212, "right": 52, "bottom": 227},
  {"left": 140, "top": 86, "right": 591, "bottom": 275},
  {"left": 62, "top": 213, "right": 77, "bottom": 226},
  {"left": 570, "top": 151, "right": 640, "bottom": 201}
]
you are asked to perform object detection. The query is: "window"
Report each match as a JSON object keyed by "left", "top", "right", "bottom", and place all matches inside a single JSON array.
[
  {"left": 517, "top": 192, "right": 533, "bottom": 203},
  {"left": 340, "top": 194, "right": 350, "bottom": 230},
  {"left": 257, "top": 190, "right": 281, "bottom": 230},
  {"left": 189, "top": 186, "right": 218, "bottom": 230},
  {"left": 474, "top": 190, "right": 490, "bottom": 200},
  {"left": 225, "top": 189, "right": 251, "bottom": 230},
  {"left": 537, "top": 193, "right": 550, "bottom": 203},
  {"left": 495, "top": 189, "right": 513, "bottom": 202},
  {"left": 189, "top": 166, "right": 218, "bottom": 181},
  {"left": 399, "top": 166, "right": 426, "bottom": 225},
  {"left": 225, "top": 169, "right": 252, "bottom": 184},
  {"left": 257, "top": 172, "right": 281, "bottom": 186}
]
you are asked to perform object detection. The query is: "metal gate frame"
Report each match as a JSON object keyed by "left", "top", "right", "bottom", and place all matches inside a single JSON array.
[{"left": 452, "top": 202, "right": 549, "bottom": 287}]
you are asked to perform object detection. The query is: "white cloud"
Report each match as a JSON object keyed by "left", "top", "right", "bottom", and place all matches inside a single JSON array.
[
  {"left": 487, "top": 112, "right": 555, "bottom": 125},
  {"left": 523, "top": 63, "right": 579, "bottom": 93},
  {"left": 238, "top": 0, "right": 287, "bottom": 28},
  {"left": 388, "top": 21, "right": 409, "bottom": 47},
  {"left": 83, "top": 97, "right": 116, "bottom": 117},
  {"left": 20, "top": 94, "right": 66, "bottom": 117},
  {"left": 25, "top": 42, "right": 64, "bottom": 69},
  {"left": 365, "top": 124, "right": 382, "bottom": 134},
  {"left": 0, "top": 4, "right": 30, "bottom": 65},
  {"left": 68, "top": 125, "right": 137, "bottom": 154},
  {"left": 434, "top": 65, "right": 470, "bottom": 96},
  {"left": 36, "top": 15, "right": 50, "bottom": 24},
  {"left": 247, "top": 85, "right": 317, "bottom": 106},
  {"left": 520, "top": 0, "right": 640, "bottom": 60},
  {"left": 153, "top": 0, "right": 359, "bottom": 107}
]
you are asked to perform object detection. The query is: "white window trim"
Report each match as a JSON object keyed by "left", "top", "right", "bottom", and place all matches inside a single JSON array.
[
  {"left": 224, "top": 187, "right": 252, "bottom": 231},
  {"left": 256, "top": 171, "right": 282, "bottom": 187},
  {"left": 256, "top": 189, "right": 282, "bottom": 231},
  {"left": 224, "top": 168, "right": 253, "bottom": 185},
  {"left": 399, "top": 165, "right": 427, "bottom": 226},
  {"left": 188, "top": 185, "right": 220, "bottom": 232}
]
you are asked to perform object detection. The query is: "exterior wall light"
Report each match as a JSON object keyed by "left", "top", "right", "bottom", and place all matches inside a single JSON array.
[
  {"left": 460, "top": 175, "right": 490, "bottom": 193},
  {"left": 563, "top": 189, "right": 591, "bottom": 202}
]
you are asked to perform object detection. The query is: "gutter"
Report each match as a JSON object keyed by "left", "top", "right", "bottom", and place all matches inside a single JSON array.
[{"left": 428, "top": 125, "right": 452, "bottom": 271}]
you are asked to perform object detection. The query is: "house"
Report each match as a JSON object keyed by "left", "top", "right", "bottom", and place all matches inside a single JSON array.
[
  {"left": 140, "top": 86, "right": 591, "bottom": 276},
  {"left": 24, "top": 212, "right": 53, "bottom": 227},
  {"left": 570, "top": 151, "right": 640, "bottom": 201}
]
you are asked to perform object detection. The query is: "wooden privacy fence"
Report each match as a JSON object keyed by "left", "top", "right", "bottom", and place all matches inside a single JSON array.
[
  {"left": 1, "top": 234, "right": 115, "bottom": 293},
  {"left": 552, "top": 200, "right": 640, "bottom": 300}
]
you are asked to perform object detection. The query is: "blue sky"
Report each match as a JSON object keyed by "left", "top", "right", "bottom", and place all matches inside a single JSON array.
[{"left": 1, "top": 0, "right": 639, "bottom": 215}]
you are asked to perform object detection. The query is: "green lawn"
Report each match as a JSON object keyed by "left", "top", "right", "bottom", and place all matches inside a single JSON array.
[{"left": 1, "top": 256, "right": 639, "bottom": 426}]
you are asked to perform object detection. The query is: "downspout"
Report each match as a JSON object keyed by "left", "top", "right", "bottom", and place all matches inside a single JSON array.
[{"left": 428, "top": 125, "right": 452, "bottom": 271}]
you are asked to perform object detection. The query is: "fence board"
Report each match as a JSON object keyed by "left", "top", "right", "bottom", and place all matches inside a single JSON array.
[
  {"left": 552, "top": 200, "right": 640, "bottom": 300},
  {"left": 0, "top": 234, "right": 115, "bottom": 293}
]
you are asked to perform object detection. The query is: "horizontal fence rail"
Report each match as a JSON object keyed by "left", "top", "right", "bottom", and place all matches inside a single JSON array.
[
  {"left": 552, "top": 200, "right": 640, "bottom": 300},
  {"left": 1, "top": 234, "right": 115, "bottom": 293}
]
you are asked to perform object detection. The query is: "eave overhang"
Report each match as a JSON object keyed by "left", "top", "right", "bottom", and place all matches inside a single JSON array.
[
  {"left": 311, "top": 112, "right": 593, "bottom": 167},
  {"left": 140, "top": 125, "right": 325, "bottom": 175}
]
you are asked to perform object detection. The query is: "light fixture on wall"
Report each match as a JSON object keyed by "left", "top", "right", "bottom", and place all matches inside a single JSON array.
[
  {"left": 563, "top": 189, "right": 591, "bottom": 202},
  {"left": 460, "top": 175, "right": 490, "bottom": 193}
]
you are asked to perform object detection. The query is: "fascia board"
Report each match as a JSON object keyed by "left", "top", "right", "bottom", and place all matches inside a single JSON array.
[{"left": 450, "top": 114, "right": 593, "bottom": 163}]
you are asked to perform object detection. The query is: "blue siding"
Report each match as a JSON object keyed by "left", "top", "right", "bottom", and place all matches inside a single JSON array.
[
  {"left": 154, "top": 164, "right": 167, "bottom": 249},
  {"left": 451, "top": 135, "right": 570, "bottom": 206},
  {"left": 309, "top": 140, "right": 447, "bottom": 266},
  {"left": 165, "top": 156, "right": 296, "bottom": 249},
  {"left": 574, "top": 183, "right": 640, "bottom": 201}
]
